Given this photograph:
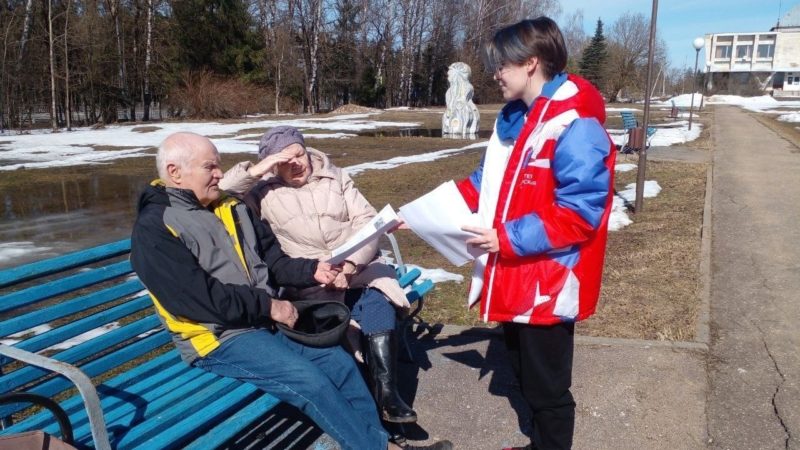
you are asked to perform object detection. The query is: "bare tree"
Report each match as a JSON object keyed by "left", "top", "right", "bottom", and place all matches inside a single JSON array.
[
  {"left": 294, "top": 0, "right": 325, "bottom": 112},
  {"left": 142, "top": 0, "right": 154, "bottom": 120},
  {"left": 48, "top": 0, "right": 58, "bottom": 130},
  {"left": 64, "top": 0, "right": 72, "bottom": 129},
  {"left": 560, "top": 9, "right": 586, "bottom": 71},
  {"left": 106, "top": 0, "right": 127, "bottom": 121},
  {"left": 605, "top": 12, "right": 666, "bottom": 101}
]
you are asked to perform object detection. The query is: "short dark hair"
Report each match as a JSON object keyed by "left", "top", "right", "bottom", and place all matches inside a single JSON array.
[{"left": 484, "top": 17, "right": 568, "bottom": 80}]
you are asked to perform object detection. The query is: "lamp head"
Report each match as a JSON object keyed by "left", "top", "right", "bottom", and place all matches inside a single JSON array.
[{"left": 693, "top": 37, "right": 705, "bottom": 51}]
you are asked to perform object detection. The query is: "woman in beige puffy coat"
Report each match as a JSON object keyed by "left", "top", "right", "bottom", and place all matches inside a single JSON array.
[{"left": 220, "top": 126, "right": 417, "bottom": 425}]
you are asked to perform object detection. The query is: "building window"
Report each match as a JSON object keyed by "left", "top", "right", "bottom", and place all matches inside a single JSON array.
[
  {"left": 715, "top": 45, "right": 732, "bottom": 59},
  {"left": 736, "top": 45, "right": 752, "bottom": 59},
  {"left": 757, "top": 44, "right": 774, "bottom": 58}
]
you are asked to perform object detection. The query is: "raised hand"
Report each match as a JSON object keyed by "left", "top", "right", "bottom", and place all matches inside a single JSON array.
[{"left": 247, "top": 149, "right": 296, "bottom": 178}]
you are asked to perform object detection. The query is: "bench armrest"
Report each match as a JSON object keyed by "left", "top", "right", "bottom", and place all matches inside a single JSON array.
[
  {"left": 384, "top": 232, "right": 406, "bottom": 275},
  {"left": 0, "top": 344, "right": 111, "bottom": 450}
]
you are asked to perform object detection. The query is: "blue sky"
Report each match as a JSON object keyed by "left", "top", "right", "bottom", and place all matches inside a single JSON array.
[{"left": 559, "top": 0, "right": 793, "bottom": 70}]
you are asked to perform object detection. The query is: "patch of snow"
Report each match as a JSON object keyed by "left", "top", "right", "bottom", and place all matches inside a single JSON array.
[
  {"left": 0, "top": 115, "right": 422, "bottom": 170},
  {"left": 606, "top": 107, "right": 640, "bottom": 112},
  {"left": 650, "top": 122, "right": 702, "bottom": 147},
  {"left": 608, "top": 181, "right": 662, "bottom": 231},
  {"left": 617, "top": 180, "right": 662, "bottom": 202},
  {"left": 777, "top": 112, "right": 800, "bottom": 123},
  {"left": 705, "top": 95, "right": 800, "bottom": 112},
  {"left": 655, "top": 93, "right": 703, "bottom": 108},
  {"left": 0, "top": 242, "right": 54, "bottom": 263},
  {"left": 615, "top": 163, "right": 637, "bottom": 172},
  {"left": 405, "top": 264, "right": 464, "bottom": 284},
  {"left": 378, "top": 252, "right": 463, "bottom": 285},
  {"left": 608, "top": 196, "right": 634, "bottom": 232},
  {"left": 303, "top": 132, "right": 358, "bottom": 139}
]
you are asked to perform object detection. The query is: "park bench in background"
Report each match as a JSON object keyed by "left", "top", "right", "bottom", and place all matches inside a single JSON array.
[
  {"left": 620, "top": 111, "right": 657, "bottom": 154},
  {"left": 0, "top": 235, "right": 431, "bottom": 449}
]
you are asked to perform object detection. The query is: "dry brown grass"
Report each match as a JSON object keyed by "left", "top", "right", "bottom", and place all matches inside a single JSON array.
[{"left": 579, "top": 161, "right": 707, "bottom": 340}]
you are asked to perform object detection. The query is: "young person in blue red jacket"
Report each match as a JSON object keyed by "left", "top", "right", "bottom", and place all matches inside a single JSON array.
[{"left": 456, "top": 17, "right": 616, "bottom": 450}]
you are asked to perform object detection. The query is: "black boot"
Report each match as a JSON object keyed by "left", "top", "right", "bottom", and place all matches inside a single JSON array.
[
  {"left": 365, "top": 331, "right": 417, "bottom": 423},
  {"left": 403, "top": 440, "right": 454, "bottom": 450}
]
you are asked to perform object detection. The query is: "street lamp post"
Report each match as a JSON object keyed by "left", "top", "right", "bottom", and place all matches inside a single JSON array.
[{"left": 688, "top": 37, "right": 704, "bottom": 131}]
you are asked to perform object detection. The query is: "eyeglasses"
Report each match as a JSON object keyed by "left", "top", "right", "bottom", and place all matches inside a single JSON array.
[{"left": 493, "top": 64, "right": 510, "bottom": 75}]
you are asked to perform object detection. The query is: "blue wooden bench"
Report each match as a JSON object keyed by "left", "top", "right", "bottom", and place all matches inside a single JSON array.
[
  {"left": 0, "top": 235, "right": 431, "bottom": 449},
  {"left": 620, "top": 111, "right": 656, "bottom": 153}
]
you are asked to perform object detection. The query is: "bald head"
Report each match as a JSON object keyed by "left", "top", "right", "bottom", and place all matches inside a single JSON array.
[
  {"left": 156, "top": 132, "right": 214, "bottom": 182},
  {"left": 156, "top": 132, "right": 223, "bottom": 206}
]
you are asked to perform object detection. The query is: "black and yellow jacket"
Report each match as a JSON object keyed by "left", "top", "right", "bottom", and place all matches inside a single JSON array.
[{"left": 130, "top": 182, "right": 319, "bottom": 363}]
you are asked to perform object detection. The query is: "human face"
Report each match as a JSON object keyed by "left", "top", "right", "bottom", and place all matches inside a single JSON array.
[
  {"left": 178, "top": 141, "right": 224, "bottom": 207},
  {"left": 275, "top": 143, "right": 312, "bottom": 187},
  {"left": 494, "top": 58, "right": 538, "bottom": 103}
]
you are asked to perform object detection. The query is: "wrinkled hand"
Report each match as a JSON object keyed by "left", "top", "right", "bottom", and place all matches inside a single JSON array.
[
  {"left": 270, "top": 298, "right": 298, "bottom": 328},
  {"left": 314, "top": 261, "right": 342, "bottom": 285},
  {"left": 326, "top": 271, "right": 351, "bottom": 291},
  {"left": 462, "top": 225, "right": 499, "bottom": 253},
  {"left": 247, "top": 149, "right": 295, "bottom": 178}
]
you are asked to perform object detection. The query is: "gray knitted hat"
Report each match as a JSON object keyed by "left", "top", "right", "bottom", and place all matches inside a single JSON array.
[{"left": 258, "top": 126, "right": 306, "bottom": 160}]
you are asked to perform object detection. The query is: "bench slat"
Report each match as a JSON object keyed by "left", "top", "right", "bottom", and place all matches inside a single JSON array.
[
  {"left": 0, "top": 316, "right": 160, "bottom": 393},
  {"left": 67, "top": 370, "right": 227, "bottom": 446},
  {"left": 0, "top": 239, "right": 131, "bottom": 289},
  {"left": 182, "top": 393, "right": 280, "bottom": 450},
  {"left": 0, "top": 261, "right": 134, "bottom": 313},
  {"left": 0, "top": 279, "right": 144, "bottom": 337},
  {"left": 14, "top": 295, "right": 151, "bottom": 354},
  {"left": 1, "top": 350, "right": 182, "bottom": 431},
  {"left": 114, "top": 380, "right": 258, "bottom": 449},
  {"left": 0, "top": 328, "right": 169, "bottom": 419}
]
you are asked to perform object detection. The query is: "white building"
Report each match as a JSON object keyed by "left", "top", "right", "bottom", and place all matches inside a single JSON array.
[{"left": 704, "top": 4, "right": 800, "bottom": 97}]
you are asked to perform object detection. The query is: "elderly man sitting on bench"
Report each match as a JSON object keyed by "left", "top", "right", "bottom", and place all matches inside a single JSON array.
[{"left": 130, "top": 131, "right": 451, "bottom": 450}]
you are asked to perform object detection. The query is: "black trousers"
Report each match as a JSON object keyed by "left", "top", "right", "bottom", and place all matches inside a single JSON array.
[{"left": 503, "top": 321, "right": 576, "bottom": 450}]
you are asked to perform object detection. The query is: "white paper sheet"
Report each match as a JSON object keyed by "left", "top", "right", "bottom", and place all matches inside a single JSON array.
[
  {"left": 327, "top": 204, "right": 401, "bottom": 265},
  {"left": 399, "top": 180, "right": 486, "bottom": 267}
]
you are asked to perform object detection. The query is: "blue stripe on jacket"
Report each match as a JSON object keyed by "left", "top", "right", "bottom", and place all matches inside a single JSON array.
[
  {"left": 468, "top": 154, "right": 485, "bottom": 192},
  {"left": 504, "top": 117, "right": 611, "bottom": 257}
]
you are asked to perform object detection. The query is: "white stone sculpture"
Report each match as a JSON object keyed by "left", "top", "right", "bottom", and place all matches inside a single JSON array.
[{"left": 442, "top": 62, "right": 480, "bottom": 137}]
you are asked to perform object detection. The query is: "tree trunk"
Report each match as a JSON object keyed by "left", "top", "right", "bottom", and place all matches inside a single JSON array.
[
  {"left": 48, "top": 0, "right": 58, "bottom": 131},
  {"left": 142, "top": 0, "right": 153, "bottom": 121},
  {"left": 309, "top": 0, "right": 322, "bottom": 112},
  {"left": 14, "top": 0, "right": 35, "bottom": 129},
  {"left": 109, "top": 0, "right": 126, "bottom": 121},
  {"left": 64, "top": 0, "right": 72, "bottom": 130}
]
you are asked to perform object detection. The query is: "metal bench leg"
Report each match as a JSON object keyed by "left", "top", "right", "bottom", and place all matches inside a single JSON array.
[{"left": 0, "top": 345, "right": 111, "bottom": 450}]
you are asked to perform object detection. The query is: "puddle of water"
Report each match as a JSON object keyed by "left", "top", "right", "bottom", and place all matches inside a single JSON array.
[
  {"left": 0, "top": 174, "right": 148, "bottom": 268},
  {"left": 356, "top": 128, "right": 492, "bottom": 139}
]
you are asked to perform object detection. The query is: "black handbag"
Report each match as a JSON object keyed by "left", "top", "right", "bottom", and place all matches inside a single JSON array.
[{"left": 276, "top": 300, "right": 350, "bottom": 347}]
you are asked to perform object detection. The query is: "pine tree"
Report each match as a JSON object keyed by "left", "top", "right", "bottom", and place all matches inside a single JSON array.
[{"left": 579, "top": 19, "right": 608, "bottom": 90}]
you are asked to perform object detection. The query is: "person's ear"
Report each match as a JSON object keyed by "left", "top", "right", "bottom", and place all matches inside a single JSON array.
[
  {"left": 166, "top": 162, "right": 181, "bottom": 184},
  {"left": 525, "top": 57, "right": 538, "bottom": 75}
]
